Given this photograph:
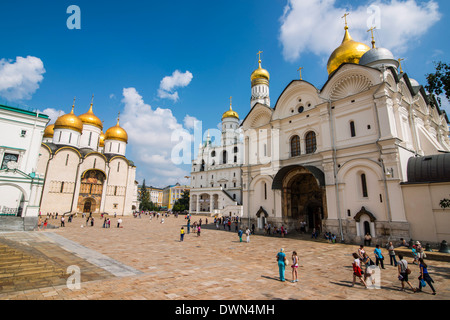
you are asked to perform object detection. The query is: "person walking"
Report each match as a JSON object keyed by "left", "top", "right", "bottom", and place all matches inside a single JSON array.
[
  {"left": 197, "top": 225, "right": 201, "bottom": 237},
  {"left": 117, "top": 218, "right": 122, "bottom": 228},
  {"left": 43, "top": 218, "right": 48, "bottom": 230},
  {"left": 180, "top": 227, "right": 185, "bottom": 242},
  {"left": 417, "top": 258, "right": 436, "bottom": 295},
  {"left": 357, "top": 245, "right": 365, "bottom": 260},
  {"left": 352, "top": 253, "right": 368, "bottom": 288},
  {"left": 291, "top": 251, "right": 299, "bottom": 283},
  {"left": 60, "top": 216, "right": 65, "bottom": 227},
  {"left": 245, "top": 227, "right": 250, "bottom": 243},
  {"left": 90, "top": 217, "right": 94, "bottom": 227},
  {"left": 361, "top": 252, "right": 376, "bottom": 285},
  {"left": 374, "top": 244, "right": 385, "bottom": 269},
  {"left": 276, "top": 248, "right": 287, "bottom": 282},
  {"left": 398, "top": 254, "right": 416, "bottom": 292},
  {"left": 388, "top": 242, "right": 398, "bottom": 267},
  {"left": 238, "top": 229, "right": 243, "bottom": 242}
]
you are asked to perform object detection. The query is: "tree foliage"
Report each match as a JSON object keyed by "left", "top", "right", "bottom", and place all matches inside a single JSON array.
[
  {"left": 425, "top": 61, "right": 450, "bottom": 108},
  {"left": 172, "top": 190, "right": 190, "bottom": 212}
]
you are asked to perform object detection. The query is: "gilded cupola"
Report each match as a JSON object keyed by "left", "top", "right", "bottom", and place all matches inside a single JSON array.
[
  {"left": 54, "top": 101, "right": 84, "bottom": 133},
  {"left": 327, "top": 15, "right": 370, "bottom": 76},
  {"left": 105, "top": 114, "right": 128, "bottom": 143}
]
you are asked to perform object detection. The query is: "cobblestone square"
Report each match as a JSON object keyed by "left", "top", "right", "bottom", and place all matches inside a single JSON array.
[{"left": 1, "top": 214, "right": 449, "bottom": 300}]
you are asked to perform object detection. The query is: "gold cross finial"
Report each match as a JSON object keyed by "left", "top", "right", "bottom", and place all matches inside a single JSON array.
[
  {"left": 342, "top": 12, "right": 350, "bottom": 29},
  {"left": 91, "top": 94, "right": 94, "bottom": 105},
  {"left": 297, "top": 67, "right": 304, "bottom": 80},
  {"left": 71, "top": 97, "right": 76, "bottom": 113},
  {"left": 257, "top": 51, "right": 263, "bottom": 63},
  {"left": 229, "top": 96, "right": 232, "bottom": 109},
  {"left": 367, "top": 26, "right": 376, "bottom": 48},
  {"left": 398, "top": 58, "right": 405, "bottom": 73}
]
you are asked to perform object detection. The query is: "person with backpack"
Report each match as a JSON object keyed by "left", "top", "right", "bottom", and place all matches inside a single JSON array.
[
  {"left": 398, "top": 254, "right": 416, "bottom": 292},
  {"left": 238, "top": 228, "right": 243, "bottom": 242}
]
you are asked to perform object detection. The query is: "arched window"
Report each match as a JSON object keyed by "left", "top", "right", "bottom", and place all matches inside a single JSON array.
[
  {"left": 211, "top": 151, "right": 216, "bottom": 157},
  {"left": 305, "top": 131, "right": 317, "bottom": 154},
  {"left": 222, "top": 151, "right": 228, "bottom": 164},
  {"left": 350, "top": 121, "right": 356, "bottom": 137},
  {"left": 234, "top": 146, "right": 238, "bottom": 153},
  {"left": 290, "top": 135, "right": 301, "bottom": 157},
  {"left": 361, "top": 173, "right": 368, "bottom": 198},
  {"left": 200, "top": 160, "right": 205, "bottom": 172}
]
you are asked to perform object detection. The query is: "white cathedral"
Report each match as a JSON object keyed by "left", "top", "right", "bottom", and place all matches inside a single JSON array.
[
  {"left": 190, "top": 22, "right": 450, "bottom": 245},
  {"left": 36, "top": 100, "right": 139, "bottom": 217}
]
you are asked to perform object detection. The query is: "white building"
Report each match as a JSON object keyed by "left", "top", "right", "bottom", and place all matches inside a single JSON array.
[
  {"left": 189, "top": 102, "right": 244, "bottom": 217},
  {"left": 36, "top": 100, "right": 138, "bottom": 216},
  {"left": 0, "top": 104, "right": 49, "bottom": 230},
  {"left": 241, "top": 24, "right": 450, "bottom": 244}
]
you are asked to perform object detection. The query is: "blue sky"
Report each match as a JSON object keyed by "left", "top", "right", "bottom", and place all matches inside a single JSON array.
[{"left": 0, "top": 0, "right": 449, "bottom": 187}]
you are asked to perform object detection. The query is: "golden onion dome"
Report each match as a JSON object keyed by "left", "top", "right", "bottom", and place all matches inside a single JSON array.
[
  {"left": 105, "top": 117, "right": 128, "bottom": 143},
  {"left": 99, "top": 131, "right": 105, "bottom": 148},
  {"left": 78, "top": 103, "right": 103, "bottom": 130},
  {"left": 251, "top": 59, "right": 270, "bottom": 83},
  {"left": 222, "top": 106, "right": 239, "bottom": 120},
  {"left": 327, "top": 26, "right": 370, "bottom": 75},
  {"left": 43, "top": 124, "right": 55, "bottom": 138},
  {"left": 54, "top": 105, "right": 84, "bottom": 133}
]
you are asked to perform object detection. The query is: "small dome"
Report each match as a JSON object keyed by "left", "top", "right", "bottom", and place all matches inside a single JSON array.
[
  {"left": 43, "top": 124, "right": 54, "bottom": 138},
  {"left": 78, "top": 103, "right": 103, "bottom": 130},
  {"left": 105, "top": 118, "right": 128, "bottom": 143},
  {"left": 409, "top": 78, "right": 420, "bottom": 87},
  {"left": 251, "top": 58, "right": 270, "bottom": 85},
  {"left": 222, "top": 106, "right": 239, "bottom": 120},
  {"left": 327, "top": 27, "right": 370, "bottom": 75},
  {"left": 54, "top": 105, "right": 83, "bottom": 133},
  {"left": 359, "top": 47, "right": 399, "bottom": 69}
]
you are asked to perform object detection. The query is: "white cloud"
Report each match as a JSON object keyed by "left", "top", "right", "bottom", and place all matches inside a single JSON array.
[
  {"left": 0, "top": 56, "right": 46, "bottom": 101},
  {"left": 157, "top": 70, "right": 193, "bottom": 102},
  {"left": 120, "top": 87, "right": 193, "bottom": 187},
  {"left": 183, "top": 114, "right": 199, "bottom": 130},
  {"left": 279, "top": 0, "right": 441, "bottom": 62},
  {"left": 39, "top": 108, "right": 65, "bottom": 124}
]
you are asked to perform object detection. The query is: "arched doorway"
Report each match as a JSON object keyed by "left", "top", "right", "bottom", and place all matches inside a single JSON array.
[
  {"left": 77, "top": 169, "right": 106, "bottom": 214},
  {"left": 280, "top": 166, "right": 327, "bottom": 232}
]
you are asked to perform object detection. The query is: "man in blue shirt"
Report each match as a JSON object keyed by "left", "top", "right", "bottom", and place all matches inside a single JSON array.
[{"left": 374, "top": 244, "right": 385, "bottom": 269}]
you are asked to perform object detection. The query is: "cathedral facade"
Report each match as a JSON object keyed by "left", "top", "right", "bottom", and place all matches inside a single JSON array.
[
  {"left": 36, "top": 101, "right": 138, "bottom": 216},
  {"left": 241, "top": 24, "right": 450, "bottom": 244}
]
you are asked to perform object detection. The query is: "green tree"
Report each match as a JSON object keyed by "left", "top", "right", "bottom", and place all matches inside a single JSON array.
[
  {"left": 172, "top": 190, "right": 190, "bottom": 212},
  {"left": 425, "top": 61, "right": 450, "bottom": 108},
  {"left": 139, "top": 180, "right": 151, "bottom": 211}
]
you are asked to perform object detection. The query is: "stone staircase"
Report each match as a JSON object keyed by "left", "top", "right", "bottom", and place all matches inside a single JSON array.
[{"left": 0, "top": 241, "right": 68, "bottom": 293}]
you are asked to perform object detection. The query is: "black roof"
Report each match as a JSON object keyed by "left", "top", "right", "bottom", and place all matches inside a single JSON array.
[{"left": 406, "top": 154, "right": 450, "bottom": 184}]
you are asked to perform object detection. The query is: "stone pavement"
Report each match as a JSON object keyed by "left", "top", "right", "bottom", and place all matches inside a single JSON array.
[{"left": 0, "top": 214, "right": 449, "bottom": 300}]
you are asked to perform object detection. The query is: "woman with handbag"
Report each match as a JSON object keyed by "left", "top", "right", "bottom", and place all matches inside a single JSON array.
[
  {"left": 276, "top": 248, "right": 287, "bottom": 282},
  {"left": 417, "top": 258, "right": 436, "bottom": 295},
  {"left": 397, "top": 254, "right": 416, "bottom": 292},
  {"left": 351, "top": 253, "right": 368, "bottom": 288}
]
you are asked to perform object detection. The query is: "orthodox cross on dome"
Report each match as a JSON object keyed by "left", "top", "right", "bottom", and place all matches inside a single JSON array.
[
  {"left": 342, "top": 12, "right": 350, "bottom": 29},
  {"left": 367, "top": 26, "right": 376, "bottom": 48},
  {"left": 71, "top": 97, "right": 76, "bottom": 113},
  {"left": 297, "top": 67, "right": 304, "bottom": 80},
  {"left": 398, "top": 58, "right": 405, "bottom": 73},
  {"left": 91, "top": 94, "right": 94, "bottom": 106},
  {"left": 229, "top": 96, "right": 233, "bottom": 109},
  {"left": 257, "top": 50, "right": 263, "bottom": 63}
]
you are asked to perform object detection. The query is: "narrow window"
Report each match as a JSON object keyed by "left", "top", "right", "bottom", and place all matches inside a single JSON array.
[
  {"left": 350, "top": 121, "right": 356, "bottom": 137},
  {"left": 222, "top": 151, "right": 228, "bottom": 164},
  {"left": 60, "top": 182, "right": 65, "bottom": 193},
  {"left": 264, "top": 182, "right": 267, "bottom": 200},
  {"left": 305, "top": 131, "right": 317, "bottom": 154},
  {"left": 114, "top": 186, "right": 117, "bottom": 196},
  {"left": 117, "top": 162, "right": 120, "bottom": 172},
  {"left": 118, "top": 143, "right": 120, "bottom": 153},
  {"left": 59, "top": 131, "right": 62, "bottom": 142},
  {"left": 290, "top": 135, "right": 301, "bottom": 157},
  {"left": 65, "top": 154, "right": 69, "bottom": 166},
  {"left": 88, "top": 132, "right": 92, "bottom": 146},
  {"left": 361, "top": 174, "right": 368, "bottom": 198},
  {"left": 69, "top": 132, "right": 72, "bottom": 144},
  {"left": 109, "top": 143, "right": 112, "bottom": 152},
  {"left": 93, "top": 158, "right": 96, "bottom": 168}
]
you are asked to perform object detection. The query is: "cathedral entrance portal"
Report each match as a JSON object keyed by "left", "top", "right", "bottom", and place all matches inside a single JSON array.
[
  {"left": 77, "top": 170, "right": 106, "bottom": 214},
  {"left": 280, "top": 166, "right": 327, "bottom": 233}
]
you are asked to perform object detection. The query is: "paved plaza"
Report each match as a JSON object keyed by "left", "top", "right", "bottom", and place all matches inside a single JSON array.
[{"left": 0, "top": 214, "right": 449, "bottom": 300}]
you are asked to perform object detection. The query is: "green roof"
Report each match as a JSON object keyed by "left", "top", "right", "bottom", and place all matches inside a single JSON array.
[{"left": 0, "top": 104, "right": 49, "bottom": 119}]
